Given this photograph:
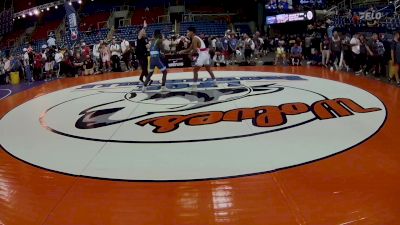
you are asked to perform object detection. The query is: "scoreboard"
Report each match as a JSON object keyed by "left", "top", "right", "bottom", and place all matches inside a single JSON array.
[{"left": 266, "top": 11, "right": 314, "bottom": 25}]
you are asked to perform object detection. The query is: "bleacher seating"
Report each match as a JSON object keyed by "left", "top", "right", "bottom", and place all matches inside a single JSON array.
[
  {"left": 115, "top": 26, "right": 139, "bottom": 41},
  {"left": 235, "top": 24, "right": 251, "bottom": 35},
  {"left": 180, "top": 21, "right": 227, "bottom": 36},
  {"left": 116, "top": 23, "right": 173, "bottom": 41},
  {"left": 146, "top": 23, "right": 173, "bottom": 36},
  {"left": 0, "top": 29, "right": 25, "bottom": 49},
  {"left": 82, "top": 2, "right": 115, "bottom": 14},
  {"left": 131, "top": 7, "right": 165, "bottom": 25},
  {"left": 80, "top": 12, "right": 110, "bottom": 31},
  {"left": 32, "top": 20, "right": 62, "bottom": 41},
  {"left": 4, "top": 21, "right": 174, "bottom": 55},
  {"left": 79, "top": 28, "right": 109, "bottom": 45}
]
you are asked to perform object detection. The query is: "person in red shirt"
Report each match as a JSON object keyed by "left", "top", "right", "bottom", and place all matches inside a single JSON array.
[
  {"left": 352, "top": 12, "right": 360, "bottom": 26},
  {"left": 82, "top": 43, "right": 91, "bottom": 58},
  {"left": 33, "top": 53, "right": 43, "bottom": 80}
]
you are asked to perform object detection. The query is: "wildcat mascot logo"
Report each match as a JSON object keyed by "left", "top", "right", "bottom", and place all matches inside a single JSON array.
[{"left": 39, "top": 75, "right": 383, "bottom": 143}]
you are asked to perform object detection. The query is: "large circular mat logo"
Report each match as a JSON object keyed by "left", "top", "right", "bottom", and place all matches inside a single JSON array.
[{"left": 0, "top": 72, "right": 386, "bottom": 181}]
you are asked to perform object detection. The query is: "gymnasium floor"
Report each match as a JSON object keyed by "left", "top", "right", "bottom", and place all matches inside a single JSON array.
[{"left": 0, "top": 66, "right": 399, "bottom": 225}]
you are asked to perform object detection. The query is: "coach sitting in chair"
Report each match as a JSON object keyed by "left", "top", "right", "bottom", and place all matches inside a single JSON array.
[{"left": 290, "top": 41, "right": 303, "bottom": 66}]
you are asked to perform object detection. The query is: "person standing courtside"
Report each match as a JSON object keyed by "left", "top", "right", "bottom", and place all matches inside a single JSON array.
[
  {"left": 110, "top": 38, "right": 122, "bottom": 72},
  {"left": 101, "top": 42, "right": 111, "bottom": 72},
  {"left": 390, "top": 32, "right": 400, "bottom": 86},
  {"left": 121, "top": 38, "right": 132, "bottom": 71}
]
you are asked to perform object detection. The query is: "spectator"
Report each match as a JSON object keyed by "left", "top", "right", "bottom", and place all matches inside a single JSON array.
[
  {"left": 228, "top": 33, "right": 239, "bottom": 64},
  {"left": 83, "top": 54, "right": 95, "bottom": 76},
  {"left": 10, "top": 55, "right": 22, "bottom": 75},
  {"left": 73, "top": 43, "right": 82, "bottom": 57},
  {"left": 210, "top": 37, "right": 217, "bottom": 52},
  {"left": 311, "top": 33, "right": 321, "bottom": 57},
  {"left": 222, "top": 35, "right": 229, "bottom": 57},
  {"left": 290, "top": 42, "right": 303, "bottom": 66},
  {"left": 162, "top": 36, "right": 172, "bottom": 53},
  {"left": 0, "top": 58, "right": 7, "bottom": 84},
  {"left": 43, "top": 46, "right": 55, "bottom": 81},
  {"left": 304, "top": 34, "right": 312, "bottom": 60},
  {"left": 33, "top": 53, "right": 43, "bottom": 80},
  {"left": 390, "top": 32, "right": 400, "bottom": 86},
  {"left": 81, "top": 43, "right": 91, "bottom": 58},
  {"left": 308, "top": 49, "right": 322, "bottom": 66},
  {"left": 200, "top": 33, "right": 209, "bottom": 48},
  {"left": 275, "top": 41, "right": 286, "bottom": 65},
  {"left": 121, "top": 38, "right": 132, "bottom": 71},
  {"left": 0, "top": 58, "right": 4, "bottom": 71},
  {"left": 27, "top": 45, "right": 35, "bottom": 71},
  {"left": 110, "top": 38, "right": 122, "bottom": 72},
  {"left": 330, "top": 31, "right": 342, "bottom": 70},
  {"left": 101, "top": 42, "right": 111, "bottom": 72},
  {"left": 350, "top": 33, "right": 362, "bottom": 74},
  {"left": 169, "top": 36, "right": 180, "bottom": 53},
  {"left": 55, "top": 49, "right": 64, "bottom": 78},
  {"left": 73, "top": 53, "right": 84, "bottom": 76},
  {"left": 47, "top": 33, "right": 56, "bottom": 48},
  {"left": 352, "top": 12, "right": 360, "bottom": 26},
  {"left": 60, "top": 51, "right": 74, "bottom": 77},
  {"left": 93, "top": 40, "right": 102, "bottom": 73},
  {"left": 321, "top": 34, "right": 331, "bottom": 67},
  {"left": 4, "top": 56, "right": 11, "bottom": 84},
  {"left": 23, "top": 48, "right": 33, "bottom": 83},
  {"left": 340, "top": 34, "right": 351, "bottom": 71},
  {"left": 327, "top": 23, "right": 335, "bottom": 39},
  {"left": 370, "top": 33, "right": 386, "bottom": 78},
  {"left": 359, "top": 34, "right": 373, "bottom": 75},
  {"left": 380, "top": 33, "right": 392, "bottom": 78},
  {"left": 215, "top": 37, "right": 225, "bottom": 53},
  {"left": 213, "top": 51, "right": 226, "bottom": 67}
]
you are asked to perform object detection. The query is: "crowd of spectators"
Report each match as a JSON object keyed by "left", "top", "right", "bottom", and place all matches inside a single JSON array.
[{"left": 1, "top": 21, "right": 400, "bottom": 87}]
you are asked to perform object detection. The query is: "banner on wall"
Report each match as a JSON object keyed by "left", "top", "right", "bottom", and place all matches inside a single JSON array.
[{"left": 64, "top": 2, "right": 79, "bottom": 41}]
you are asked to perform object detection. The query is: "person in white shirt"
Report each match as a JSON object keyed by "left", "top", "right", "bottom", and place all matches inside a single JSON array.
[
  {"left": 101, "top": 42, "right": 111, "bottom": 72},
  {"left": 162, "top": 38, "right": 172, "bottom": 53},
  {"left": 54, "top": 49, "right": 64, "bottom": 77},
  {"left": 170, "top": 36, "right": 179, "bottom": 53},
  {"left": 213, "top": 52, "right": 226, "bottom": 67},
  {"left": 350, "top": 33, "right": 362, "bottom": 74},
  {"left": 4, "top": 57, "right": 11, "bottom": 84},
  {"left": 110, "top": 38, "right": 122, "bottom": 72},
  {"left": 121, "top": 39, "right": 130, "bottom": 54},
  {"left": 47, "top": 33, "right": 56, "bottom": 48},
  {"left": 93, "top": 40, "right": 101, "bottom": 73},
  {"left": 121, "top": 39, "right": 132, "bottom": 71},
  {"left": 211, "top": 37, "right": 217, "bottom": 51},
  {"left": 93, "top": 41, "right": 101, "bottom": 59}
]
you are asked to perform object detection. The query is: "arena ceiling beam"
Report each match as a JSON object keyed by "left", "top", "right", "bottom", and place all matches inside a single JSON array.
[{"left": 13, "top": 0, "right": 82, "bottom": 19}]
